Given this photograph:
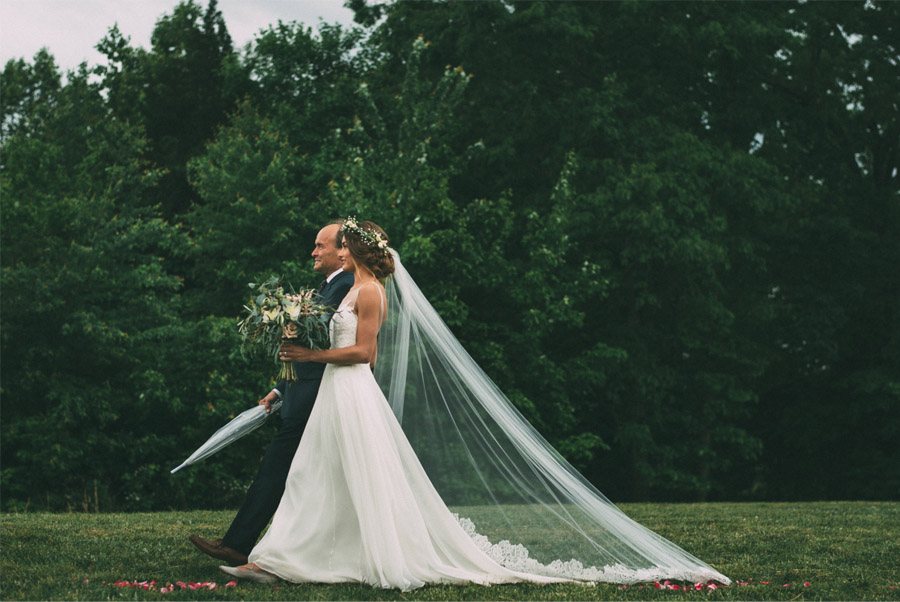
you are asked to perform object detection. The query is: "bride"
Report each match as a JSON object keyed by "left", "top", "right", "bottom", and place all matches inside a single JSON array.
[{"left": 220, "top": 219, "right": 730, "bottom": 590}]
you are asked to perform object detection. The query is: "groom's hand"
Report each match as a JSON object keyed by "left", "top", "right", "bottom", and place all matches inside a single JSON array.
[
  {"left": 258, "top": 390, "right": 278, "bottom": 414},
  {"left": 279, "top": 342, "right": 312, "bottom": 362}
]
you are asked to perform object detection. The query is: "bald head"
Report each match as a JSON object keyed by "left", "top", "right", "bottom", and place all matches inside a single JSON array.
[{"left": 311, "top": 223, "right": 342, "bottom": 275}]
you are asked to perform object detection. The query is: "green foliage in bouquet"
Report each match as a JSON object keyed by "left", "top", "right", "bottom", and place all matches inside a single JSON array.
[{"left": 238, "top": 276, "right": 331, "bottom": 381}]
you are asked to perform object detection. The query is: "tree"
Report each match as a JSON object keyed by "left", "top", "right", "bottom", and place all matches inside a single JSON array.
[
  {"left": 750, "top": 0, "right": 900, "bottom": 500},
  {"left": 94, "top": 0, "right": 247, "bottom": 217},
  {"left": 0, "top": 59, "right": 183, "bottom": 509}
]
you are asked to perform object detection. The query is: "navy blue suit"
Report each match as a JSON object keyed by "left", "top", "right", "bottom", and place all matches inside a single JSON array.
[{"left": 222, "top": 271, "right": 354, "bottom": 555}]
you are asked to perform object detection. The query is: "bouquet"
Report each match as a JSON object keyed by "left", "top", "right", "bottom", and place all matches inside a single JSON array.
[{"left": 238, "top": 276, "right": 332, "bottom": 381}]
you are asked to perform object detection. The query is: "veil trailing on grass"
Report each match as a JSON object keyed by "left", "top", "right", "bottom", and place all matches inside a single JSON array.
[{"left": 374, "top": 249, "right": 730, "bottom": 584}]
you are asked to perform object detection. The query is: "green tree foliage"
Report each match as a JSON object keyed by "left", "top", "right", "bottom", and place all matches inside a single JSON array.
[
  {"left": 350, "top": 0, "right": 898, "bottom": 501},
  {"left": 745, "top": 1, "right": 900, "bottom": 500},
  {"left": 94, "top": 0, "right": 247, "bottom": 217},
  {"left": 185, "top": 102, "right": 310, "bottom": 316},
  {"left": 0, "top": 57, "right": 184, "bottom": 509},
  {"left": 1, "top": 0, "right": 896, "bottom": 510}
]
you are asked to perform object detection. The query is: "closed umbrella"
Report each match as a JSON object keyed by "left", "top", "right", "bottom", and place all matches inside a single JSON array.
[{"left": 170, "top": 399, "right": 282, "bottom": 474}]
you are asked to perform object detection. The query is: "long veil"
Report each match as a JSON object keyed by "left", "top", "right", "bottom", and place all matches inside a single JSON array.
[{"left": 375, "top": 249, "right": 730, "bottom": 584}]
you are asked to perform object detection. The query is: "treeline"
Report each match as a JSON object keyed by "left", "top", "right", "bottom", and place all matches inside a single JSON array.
[{"left": 1, "top": 0, "right": 897, "bottom": 511}]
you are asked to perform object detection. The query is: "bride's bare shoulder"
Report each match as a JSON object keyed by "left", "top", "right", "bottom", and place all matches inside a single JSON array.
[{"left": 354, "top": 281, "right": 385, "bottom": 307}]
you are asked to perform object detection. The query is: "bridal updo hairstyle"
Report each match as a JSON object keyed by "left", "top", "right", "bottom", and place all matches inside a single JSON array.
[{"left": 339, "top": 219, "right": 395, "bottom": 280}]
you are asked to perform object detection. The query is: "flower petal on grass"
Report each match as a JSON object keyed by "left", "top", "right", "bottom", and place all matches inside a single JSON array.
[{"left": 113, "top": 579, "right": 230, "bottom": 593}]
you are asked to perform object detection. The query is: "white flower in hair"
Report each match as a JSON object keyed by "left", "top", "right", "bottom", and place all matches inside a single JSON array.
[{"left": 341, "top": 216, "right": 390, "bottom": 255}]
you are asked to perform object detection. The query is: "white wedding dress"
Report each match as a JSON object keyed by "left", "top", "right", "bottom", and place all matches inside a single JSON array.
[{"left": 247, "top": 285, "right": 571, "bottom": 590}]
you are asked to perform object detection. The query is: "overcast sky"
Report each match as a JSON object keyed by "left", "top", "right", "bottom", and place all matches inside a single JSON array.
[{"left": 0, "top": 0, "right": 357, "bottom": 72}]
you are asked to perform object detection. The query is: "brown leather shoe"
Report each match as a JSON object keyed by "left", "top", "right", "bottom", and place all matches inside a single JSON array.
[{"left": 189, "top": 535, "right": 248, "bottom": 566}]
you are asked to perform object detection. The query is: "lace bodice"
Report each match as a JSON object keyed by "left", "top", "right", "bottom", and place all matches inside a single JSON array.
[
  {"left": 330, "top": 284, "right": 385, "bottom": 350},
  {"left": 330, "top": 289, "right": 360, "bottom": 349}
]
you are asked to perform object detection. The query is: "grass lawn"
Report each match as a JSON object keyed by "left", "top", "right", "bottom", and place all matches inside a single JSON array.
[{"left": 1, "top": 502, "right": 897, "bottom": 600}]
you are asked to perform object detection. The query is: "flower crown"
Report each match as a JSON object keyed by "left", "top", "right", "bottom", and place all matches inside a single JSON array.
[{"left": 340, "top": 217, "right": 390, "bottom": 255}]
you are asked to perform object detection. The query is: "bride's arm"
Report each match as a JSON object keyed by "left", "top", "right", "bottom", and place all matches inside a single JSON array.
[{"left": 279, "top": 285, "right": 381, "bottom": 366}]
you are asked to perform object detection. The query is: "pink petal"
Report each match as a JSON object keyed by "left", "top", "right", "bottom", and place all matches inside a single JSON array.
[
  {"left": 804, "top": 581, "right": 811, "bottom": 587},
  {"left": 226, "top": 580, "right": 238, "bottom": 588}
]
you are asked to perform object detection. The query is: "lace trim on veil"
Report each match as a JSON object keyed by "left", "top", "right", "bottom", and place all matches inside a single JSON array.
[{"left": 454, "top": 515, "right": 727, "bottom": 585}]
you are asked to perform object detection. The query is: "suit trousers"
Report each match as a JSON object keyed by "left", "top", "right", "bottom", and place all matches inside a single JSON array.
[{"left": 222, "top": 379, "right": 321, "bottom": 555}]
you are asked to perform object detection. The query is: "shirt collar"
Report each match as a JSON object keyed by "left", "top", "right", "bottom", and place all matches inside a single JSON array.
[{"left": 326, "top": 268, "right": 344, "bottom": 284}]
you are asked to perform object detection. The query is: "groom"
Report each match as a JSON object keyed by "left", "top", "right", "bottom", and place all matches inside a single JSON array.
[{"left": 190, "top": 221, "right": 353, "bottom": 565}]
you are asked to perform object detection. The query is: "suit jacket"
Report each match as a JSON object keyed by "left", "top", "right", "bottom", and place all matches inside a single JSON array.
[{"left": 275, "top": 270, "right": 354, "bottom": 418}]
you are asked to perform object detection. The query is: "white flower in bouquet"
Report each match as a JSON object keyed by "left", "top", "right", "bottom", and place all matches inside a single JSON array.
[{"left": 285, "top": 299, "right": 302, "bottom": 321}]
